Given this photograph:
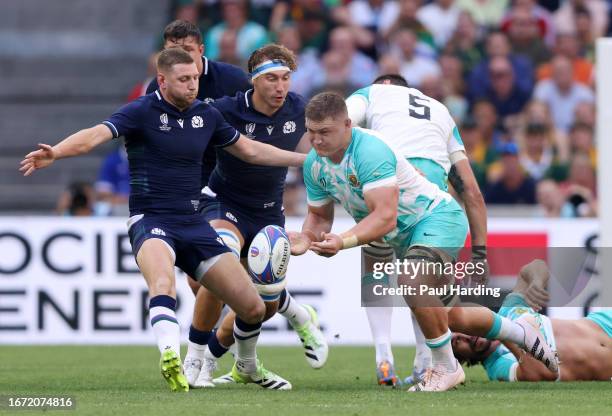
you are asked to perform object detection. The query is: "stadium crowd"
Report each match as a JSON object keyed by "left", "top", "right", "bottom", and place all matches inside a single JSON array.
[{"left": 74, "top": 0, "right": 605, "bottom": 218}]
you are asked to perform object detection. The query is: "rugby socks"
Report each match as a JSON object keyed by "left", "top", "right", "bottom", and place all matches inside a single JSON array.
[
  {"left": 365, "top": 306, "right": 394, "bottom": 365},
  {"left": 149, "top": 295, "right": 181, "bottom": 357},
  {"left": 278, "top": 289, "right": 310, "bottom": 328},
  {"left": 485, "top": 312, "right": 527, "bottom": 347},
  {"left": 425, "top": 330, "right": 457, "bottom": 372},
  {"left": 411, "top": 313, "right": 432, "bottom": 371},
  {"left": 204, "top": 330, "right": 230, "bottom": 360},
  {"left": 185, "top": 325, "right": 213, "bottom": 361},
  {"left": 233, "top": 317, "right": 262, "bottom": 374}
]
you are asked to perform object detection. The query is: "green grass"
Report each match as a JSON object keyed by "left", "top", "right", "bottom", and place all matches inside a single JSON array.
[{"left": 1, "top": 346, "right": 610, "bottom": 416}]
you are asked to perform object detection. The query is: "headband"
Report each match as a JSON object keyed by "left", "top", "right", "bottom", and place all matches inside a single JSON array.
[{"left": 250, "top": 59, "right": 291, "bottom": 80}]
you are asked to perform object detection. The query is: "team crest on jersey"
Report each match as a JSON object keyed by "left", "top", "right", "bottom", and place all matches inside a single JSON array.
[
  {"left": 204, "top": 97, "right": 215, "bottom": 104},
  {"left": 348, "top": 174, "right": 360, "bottom": 187},
  {"left": 283, "top": 121, "right": 296, "bottom": 134},
  {"left": 159, "top": 113, "right": 171, "bottom": 131},
  {"left": 245, "top": 122, "right": 256, "bottom": 137},
  {"left": 266, "top": 125, "right": 274, "bottom": 135},
  {"left": 192, "top": 116, "right": 204, "bottom": 128}
]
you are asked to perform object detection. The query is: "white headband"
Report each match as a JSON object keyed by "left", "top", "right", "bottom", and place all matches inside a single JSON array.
[{"left": 250, "top": 59, "right": 291, "bottom": 80}]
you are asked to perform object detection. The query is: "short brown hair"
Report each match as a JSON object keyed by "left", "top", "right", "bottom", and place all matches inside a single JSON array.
[
  {"left": 163, "top": 20, "right": 202, "bottom": 44},
  {"left": 305, "top": 92, "right": 348, "bottom": 122},
  {"left": 247, "top": 43, "right": 298, "bottom": 73},
  {"left": 157, "top": 47, "right": 194, "bottom": 72}
]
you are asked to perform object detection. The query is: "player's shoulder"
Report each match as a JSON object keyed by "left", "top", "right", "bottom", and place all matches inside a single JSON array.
[
  {"left": 118, "top": 93, "right": 155, "bottom": 114},
  {"left": 284, "top": 91, "right": 307, "bottom": 114},
  {"left": 210, "top": 91, "right": 243, "bottom": 113}
]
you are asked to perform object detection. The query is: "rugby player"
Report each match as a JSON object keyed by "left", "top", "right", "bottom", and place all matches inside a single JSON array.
[
  {"left": 20, "top": 48, "right": 305, "bottom": 392},
  {"left": 289, "top": 92, "right": 557, "bottom": 391},
  {"left": 345, "top": 74, "right": 487, "bottom": 385},
  {"left": 453, "top": 260, "right": 612, "bottom": 382},
  {"left": 183, "top": 44, "right": 328, "bottom": 390}
]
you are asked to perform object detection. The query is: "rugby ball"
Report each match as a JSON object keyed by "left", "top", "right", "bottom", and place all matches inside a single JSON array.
[{"left": 248, "top": 225, "right": 291, "bottom": 301}]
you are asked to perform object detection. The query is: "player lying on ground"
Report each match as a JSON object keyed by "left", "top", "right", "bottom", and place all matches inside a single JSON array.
[
  {"left": 289, "top": 92, "right": 557, "bottom": 391},
  {"left": 452, "top": 260, "right": 612, "bottom": 381},
  {"left": 346, "top": 74, "right": 488, "bottom": 385},
  {"left": 19, "top": 48, "right": 305, "bottom": 392},
  {"left": 183, "top": 44, "right": 327, "bottom": 390}
]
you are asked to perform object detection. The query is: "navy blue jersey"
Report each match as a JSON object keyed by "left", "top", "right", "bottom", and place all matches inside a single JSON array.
[
  {"left": 103, "top": 90, "right": 239, "bottom": 216},
  {"left": 208, "top": 90, "right": 305, "bottom": 214},
  {"left": 146, "top": 56, "right": 251, "bottom": 185}
]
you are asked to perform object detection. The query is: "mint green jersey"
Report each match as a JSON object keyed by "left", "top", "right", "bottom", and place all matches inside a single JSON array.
[{"left": 303, "top": 127, "right": 458, "bottom": 253}]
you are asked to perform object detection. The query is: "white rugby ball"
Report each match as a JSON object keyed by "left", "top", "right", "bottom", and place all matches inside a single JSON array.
[{"left": 248, "top": 225, "right": 291, "bottom": 300}]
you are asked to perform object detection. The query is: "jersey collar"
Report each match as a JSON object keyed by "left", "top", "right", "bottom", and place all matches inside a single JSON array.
[
  {"left": 243, "top": 89, "right": 292, "bottom": 118},
  {"left": 202, "top": 56, "right": 209, "bottom": 75},
  {"left": 154, "top": 89, "right": 199, "bottom": 115}
]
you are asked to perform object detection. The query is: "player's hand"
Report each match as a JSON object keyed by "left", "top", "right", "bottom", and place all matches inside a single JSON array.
[
  {"left": 19, "top": 144, "right": 56, "bottom": 176},
  {"left": 523, "top": 283, "right": 550, "bottom": 312},
  {"left": 310, "top": 232, "right": 342, "bottom": 257},
  {"left": 288, "top": 231, "right": 312, "bottom": 256}
]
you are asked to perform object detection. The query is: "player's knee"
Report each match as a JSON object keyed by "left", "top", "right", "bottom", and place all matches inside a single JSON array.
[
  {"left": 240, "top": 297, "right": 266, "bottom": 324},
  {"left": 149, "top": 275, "right": 175, "bottom": 296},
  {"left": 216, "top": 228, "right": 242, "bottom": 260},
  {"left": 447, "top": 307, "right": 468, "bottom": 332}
]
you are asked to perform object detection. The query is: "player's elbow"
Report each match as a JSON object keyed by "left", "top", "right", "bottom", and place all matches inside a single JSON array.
[
  {"left": 377, "top": 208, "right": 397, "bottom": 236},
  {"left": 463, "top": 182, "right": 485, "bottom": 208}
]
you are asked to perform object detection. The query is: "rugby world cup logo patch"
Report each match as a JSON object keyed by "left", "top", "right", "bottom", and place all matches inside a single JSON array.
[
  {"left": 348, "top": 174, "right": 360, "bottom": 187},
  {"left": 245, "top": 122, "right": 256, "bottom": 137},
  {"left": 159, "top": 113, "right": 171, "bottom": 131}
]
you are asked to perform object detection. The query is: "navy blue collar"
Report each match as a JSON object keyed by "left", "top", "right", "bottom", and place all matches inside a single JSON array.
[{"left": 154, "top": 90, "right": 200, "bottom": 115}]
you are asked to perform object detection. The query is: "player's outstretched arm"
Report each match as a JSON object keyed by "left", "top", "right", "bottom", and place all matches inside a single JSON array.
[
  {"left": 224, "top": 134, "right": 306, "bottom": 167},
  {"left": 310, "top": 186, "right": 398, "bottom": 257},
  {"left": 20, "top": 124, "right": 114, "bottom": 176}
]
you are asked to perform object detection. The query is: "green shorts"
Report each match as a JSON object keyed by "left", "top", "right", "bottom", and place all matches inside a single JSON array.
[
  {"left": 408, "top": 157, "right": 448, "bottom": 191},
  {"left": 586, "top": 310, "right": 612, "bottom": 338},
  {"left": 399, "top": 198, "right": 468, "bottom": 260}
]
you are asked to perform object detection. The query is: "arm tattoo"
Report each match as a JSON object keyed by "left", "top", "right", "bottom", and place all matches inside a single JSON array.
[{"left": 448, "top": 165, "right": 465, "bottom": 194}]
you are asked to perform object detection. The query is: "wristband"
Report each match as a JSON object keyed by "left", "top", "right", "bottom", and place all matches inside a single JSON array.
[
  {"left": 342, "top": 234, "right": 359, "bottom": 249},
  {"left": 472, "top": 245, "right": 487, "bottom": 260}
]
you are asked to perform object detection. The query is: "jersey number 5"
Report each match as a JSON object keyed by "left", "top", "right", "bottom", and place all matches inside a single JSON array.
[{"left": 409, "top": 94, "right": 431, "bottom": 120}]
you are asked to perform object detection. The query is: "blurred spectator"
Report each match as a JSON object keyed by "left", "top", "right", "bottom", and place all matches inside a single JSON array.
[
  {"left": 460, "top": 117, "right": 497, "bottom": 188},
  {"left": 569, "top": 122, "right": 596, "bottom": 167},
  {"left": 558, "top": 154, "right": 597, "bottom": 217},
  {"left": 94, "top": 146, "right": 130, "bottom": 216},
  {"left": 536, "top": 33, "right": 593, "bottom": 85},
  {"left": 326, "top": 26, "right": 378, "bottom": 88},
  {"left": 384, "top": 0, "right": 436, "bottom": 56},
  {"left": 574, "top": 7, "right": 595, "bottom": 61},
  {"left": 309, "top": 49, "right": 360, "bottom": 98},
  {"left": 485, "top": 142, "right": 537, "bottom": 204},
  {"left": 126, "top": 52, "right": 158, "bottom": 102},
  {"left": 420, "top": 74, "right": 445, "bottom": 101},
  {"left": 347, "top": 0, "right": 400, "bottom": 48},
  {"left": 520, "top": 100, "right": 570, "bottom": 163},
  {"left": 446, "top": 11, "right": 484, "bottom": 76},
  {"left": 503, "top": 6, "right": 551, "bottom": 65},
  {"left": 56, "top": 182, "right": 95, "bottom": 217},
  {"left": 500, "top": 0, "right": 555, "bottom": 46},
  {"left": 468, "top": 31, "right": 534, "bottom": 101},
  {"left": 276, "top": 24, "right": 321, "bottom": 97},
  {"left": 573, "top": 101, "right": 595, "bottom": 127},
  {"left": 377, "top": 53, "right": 403, "bottom": 75},
  {"left": 563, "top": 153, "right": 596, "bottom": 195},
  {"left": 473, "top": 56, "right": 531, "bottom": 120},
  {"left": 417, "top": 0, "right": 460, "bottom": 48},
  {"left": 554, "top": 0, "right": 609, "bottom": 38},
  {"left": 536, "top": 179, "right": 564, "bottom": 216},
  {"left": 439, "top": 53, "right": 468, "bottom": 120},
  {"left": 330, "top": 2, "right": 379, "bottom": 58},
  {"left": 217, "top": 30, "right": 243, "bottom": 68},
  {"left": 392, "top": 28, "right": 440, "bottom": 87},
  {"left": 518, "top": 122, "right": 557, "bottom": 181},
  {"left": 173, "top": 0, "right": 198, "bottom": 24},
  {"left": 533, "top": 55, "right": 594, "bottom": 133},
  {"left": 204, "top": 0, "right": 269, "bottom": 61},
  {"left": 270, "top": 0, "right": 335, "bottom": 50},
  {"left": 472, "top": 98, "right": 505, "bottom": 150},
  {"left": 456, "top": 0, "right": 508, "bottom": 27}
]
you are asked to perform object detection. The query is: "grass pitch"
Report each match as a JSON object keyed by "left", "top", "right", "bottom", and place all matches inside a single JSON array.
[{"left": 1, "top": 345, "right": 610, "bottom": 416}]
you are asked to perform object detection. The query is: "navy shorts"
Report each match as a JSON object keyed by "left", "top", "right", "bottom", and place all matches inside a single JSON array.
[
  {"left": 127, "top": 212, "right": 230, "bottom": 279},
  {"left": 201, "top": 198, "right": 285, "bottom": 258}
]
